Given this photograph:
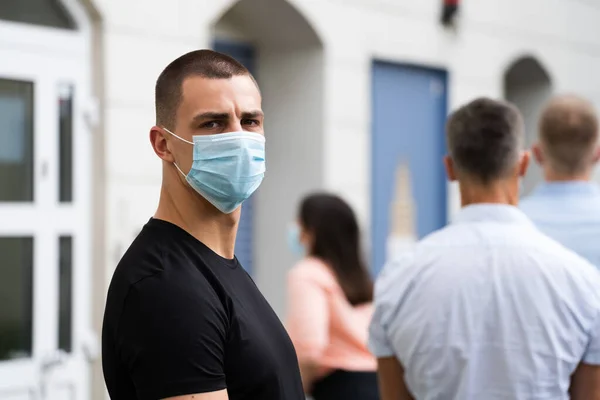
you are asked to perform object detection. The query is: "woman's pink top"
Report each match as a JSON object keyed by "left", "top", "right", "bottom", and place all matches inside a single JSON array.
[{"left": 285, "top": 257, "right": 377, "bottom": 375}]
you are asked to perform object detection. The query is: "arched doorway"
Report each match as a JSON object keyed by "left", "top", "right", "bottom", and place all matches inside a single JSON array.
[
  {"left": 212, "top": 0, "right": 324, "bottom": 315},
  {"left": 504, "top": 56, "right": 553, "bottom": 196},
  {"left": 0, "top": 1, "right": 95, "bottom": 399}
]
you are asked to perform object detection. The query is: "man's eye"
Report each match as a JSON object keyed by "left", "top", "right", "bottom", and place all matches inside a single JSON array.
[
  {"left": 201, "top": 121, "right": 221, "bottom": 129},
  {"left": 242, "top": 119, "right": 260, "bottom": 126}
]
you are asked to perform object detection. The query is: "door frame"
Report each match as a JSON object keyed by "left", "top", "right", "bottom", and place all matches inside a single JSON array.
[{"left": 0, "top": 3, "right": 94, "bottom": 398}]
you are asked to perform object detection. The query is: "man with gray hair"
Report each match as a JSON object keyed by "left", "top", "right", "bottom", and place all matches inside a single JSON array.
[
  {"left": 521, "top": 94, "right": 600, "bottom": 267},
  {"left": 369, "top": 97, "right": 600, "bottom": 399}
]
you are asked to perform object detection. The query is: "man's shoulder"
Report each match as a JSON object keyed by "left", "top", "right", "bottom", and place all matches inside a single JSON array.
[
  {"left": 376, "top": 225, "right": 460, "bottom": 283},
  {"left": 110, "top": 251, "right": 217, "bottom": 307},
  {"left": 524, "top": 230, "right": 600, "bottom": 294},
  {"left": 526, "top": 225, "right": 592, "bottom": 261},
  {"left": 554, "top": 245, "right": 600, "bottom": 283},
  {"left": 104, "top": 250, "right": 226, "bottom": 341},
  {"left": 109, "top": 219, "right": 219, "bottom": 291},
  {"left": 105, "top": 224, "right": 223, "bottom": 324},
  {"left": 108, "top": 226, "right": 168, "bottom": 293}
]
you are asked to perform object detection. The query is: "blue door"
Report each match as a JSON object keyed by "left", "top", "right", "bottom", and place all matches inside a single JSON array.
[
  {"left": 213, "top": 40, "right": 256, "bottom": 274},
  {"left": 371, "top": 61, "right": 448, "bottom": 275}
]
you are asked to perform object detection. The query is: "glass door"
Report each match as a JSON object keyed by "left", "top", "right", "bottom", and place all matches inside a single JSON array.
[{"left": 0, "top": 42, "right": 92, "bottom": 400}]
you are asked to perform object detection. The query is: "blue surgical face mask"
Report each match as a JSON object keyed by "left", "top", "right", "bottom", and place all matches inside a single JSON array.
[
  {"left": 287, "top": 224, "right": 306, "bottom": 257},
  {"left": 164, "top": 128, "right": 266, "bottom": 214}
]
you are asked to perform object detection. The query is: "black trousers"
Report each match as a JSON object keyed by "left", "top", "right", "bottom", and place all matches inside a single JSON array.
[{"left": 311, "top": 370, "right": 380, "bottom": 400}]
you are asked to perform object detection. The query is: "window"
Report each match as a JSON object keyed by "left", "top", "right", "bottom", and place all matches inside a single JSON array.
[
  {"left": 59, "top": 84, "right": 74, "bottom": 203},
  {"left": 0, "top": 0, "right": 76, "bottom": 30},
  {"left": 0, "top": 237, "right": 34, "bottom": 361},
  {"left": 58, "top": 236, "right": 73, "bottom": 352},
  {"left": 0, "top": 79, "right": 34, "bottom": 202}
]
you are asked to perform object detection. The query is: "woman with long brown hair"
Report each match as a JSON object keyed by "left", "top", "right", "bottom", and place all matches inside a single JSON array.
[{"left": 285, "top": 193, "right": 379, "bottom": 400}]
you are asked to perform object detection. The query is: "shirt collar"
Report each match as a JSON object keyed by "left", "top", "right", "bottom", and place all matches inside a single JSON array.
[
  {"left": 532, "top": 181, "right": 600, "bottom": 196},
  {"left": 453, "top": 203, "right": 533, "bottom": 226}
]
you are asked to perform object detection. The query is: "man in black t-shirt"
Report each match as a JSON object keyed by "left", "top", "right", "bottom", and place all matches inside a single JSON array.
[{"left": 102, "top": 50, "right": 305, "bottom": 400}]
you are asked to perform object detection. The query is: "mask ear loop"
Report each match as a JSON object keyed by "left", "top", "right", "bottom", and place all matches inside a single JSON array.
[
  {"left": 162, "top": 126, "right": 193, "bottom": 177},
  {"left": 173, "top": 162, "right": 187, "bottom": 178},
  {"left": 162, "top": 126, "right": 194, "bottom": 144}
]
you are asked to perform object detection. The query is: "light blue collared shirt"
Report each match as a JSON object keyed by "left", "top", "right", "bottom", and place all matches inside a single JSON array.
[
  {"left": 369, "top": 204, "right": 600, "bottom": 400},
  {"left": 521, "top": 181, "right": 600, "bottom": 268}
]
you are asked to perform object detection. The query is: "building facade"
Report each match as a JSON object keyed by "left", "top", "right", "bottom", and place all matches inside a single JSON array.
[{"left": 1, "top": 0, "right": 600, "bottom": 399}]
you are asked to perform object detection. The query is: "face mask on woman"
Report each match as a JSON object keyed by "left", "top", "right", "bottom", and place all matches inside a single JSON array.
[{"left": 287, "top": 224, "right": 306, "bottom": 257}]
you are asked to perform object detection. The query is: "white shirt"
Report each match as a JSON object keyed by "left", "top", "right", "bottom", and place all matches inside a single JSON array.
[
  {"left": 369, "top": 204, "right": 600, "bottom": 400},
  {"left": 521, "top": 181, "right": 600, "bottom": 268}
]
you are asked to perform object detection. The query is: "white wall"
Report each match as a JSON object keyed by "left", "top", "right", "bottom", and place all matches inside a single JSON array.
[{"left": 255, "top": 47, "right": 324, "bottom": 315}]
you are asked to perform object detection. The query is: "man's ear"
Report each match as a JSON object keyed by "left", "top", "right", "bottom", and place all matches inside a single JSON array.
[
  {"left": 444, "top": 156, "right": 457, "bottom": 181},
  {"left": 518, "top": 151, "right": 530, "bottom": 178},
  {"left": 532, "top": 143, "right": 544, "bottom": 166},
  {"left": 150, "top": 126, "right": 175, "bottom": 163}
]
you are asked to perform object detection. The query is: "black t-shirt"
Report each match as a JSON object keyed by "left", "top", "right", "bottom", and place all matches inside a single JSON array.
[{"left": 102, "top": 218, "right": 304, "bottom": 400}]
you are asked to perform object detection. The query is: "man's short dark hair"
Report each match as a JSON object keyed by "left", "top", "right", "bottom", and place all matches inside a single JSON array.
[
  {"left": 446, "top": 97, "right": 524, "bottom": 183},
  {"left": 539, "top": 95, "right": 598, "bottom": 175},
  {"left": 155, "top": 49, "right": 255, "bottom": 129}
]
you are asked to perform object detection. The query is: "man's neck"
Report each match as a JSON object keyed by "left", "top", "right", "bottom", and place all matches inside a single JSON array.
[
  {"left": 459, "top": 179, "right": 519, "bottom": 208},
  {"left": 544, "top": 167, "right": 592, "bottom": 183},
  {"left": 154, "top": 183, "right": 239, "bottom": 259}
]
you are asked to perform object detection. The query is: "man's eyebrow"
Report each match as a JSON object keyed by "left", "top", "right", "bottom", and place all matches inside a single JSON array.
[
  {"left": 242, "top": 110, "right": 264, "bottom": 119},
  {"left": 192, "top": 112, "right": 230, "bottom": 123}
]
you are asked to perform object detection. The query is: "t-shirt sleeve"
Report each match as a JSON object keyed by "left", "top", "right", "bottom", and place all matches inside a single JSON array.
[
  {"left": 117, "top": 275, "right": 228, "bottom": 400},
  {"left": 583, "top": 312, "right": 600, "bottom": 365}
]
